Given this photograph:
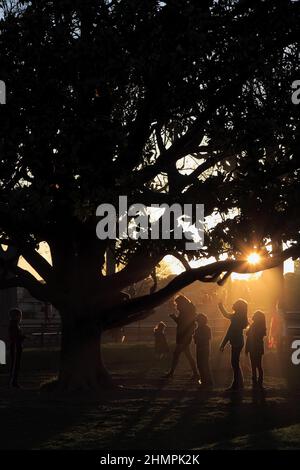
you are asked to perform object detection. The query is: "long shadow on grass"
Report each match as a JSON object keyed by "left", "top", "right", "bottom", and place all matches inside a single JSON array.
[
  {"left": 0, "top": 377, "right": 298, "bottom": 450},
  {"left": 106, "top": 386, "right": 300, "bottom": 450}
]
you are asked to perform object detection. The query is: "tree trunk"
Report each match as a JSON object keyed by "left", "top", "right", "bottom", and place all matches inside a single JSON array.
[{"left": 49, "top": 317, "right": 114, "bottom": 392}]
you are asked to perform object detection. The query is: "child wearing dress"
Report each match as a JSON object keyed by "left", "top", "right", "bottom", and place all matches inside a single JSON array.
[
  {"left": 219, "top": 299, "right": 248, "bottom": 391},
  {"left": 245, "top": 310, "right": 267, "bottom": 388},
  {"left": 194, "top": 313, "right": 213, "bottom": 388}
]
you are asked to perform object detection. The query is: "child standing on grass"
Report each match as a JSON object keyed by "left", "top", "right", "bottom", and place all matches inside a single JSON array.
[
  {"left": 8, "top": 308, "right": 25, "bottom": 388},
  {"left": 153, "top": 322, "right": 169, "bottom": 359},
  {"left": 165, "top": 295, "right": 198, "bottom": 379},
  {"left": 218, "top": 299, "right": 248, "bottom": 391},
  {"left": 194, "top": 313, "right": 213, "bottom": 388},
  {"left": 245, "top": 310, "right": 267, "bottom": 389}
]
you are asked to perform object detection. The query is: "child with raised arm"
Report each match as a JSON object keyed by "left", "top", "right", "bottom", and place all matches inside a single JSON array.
[
  {"left": 218, "top": 299, "right": 248, "bottom": 391},
  {"left": 245, "top": 310, "right": 267, "bottom": 389}
]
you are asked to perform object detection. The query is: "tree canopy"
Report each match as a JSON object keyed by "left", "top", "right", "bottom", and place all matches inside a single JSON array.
[{"left": 0, "top": 0, "right": 300, "bottom": 325}]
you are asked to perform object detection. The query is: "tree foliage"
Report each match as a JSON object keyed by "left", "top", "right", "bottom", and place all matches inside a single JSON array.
[{"left": 0, "top": 0, "right": 299, "bottom": 325}]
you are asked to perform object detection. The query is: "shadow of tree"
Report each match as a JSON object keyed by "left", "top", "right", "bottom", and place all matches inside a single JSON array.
[{"left": 0, "top": 372, "right": 299, "bottom": 450}]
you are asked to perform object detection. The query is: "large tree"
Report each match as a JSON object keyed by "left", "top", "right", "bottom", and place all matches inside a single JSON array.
[{"left": 0, "top": 0, "right": 300, "bottom": 391}]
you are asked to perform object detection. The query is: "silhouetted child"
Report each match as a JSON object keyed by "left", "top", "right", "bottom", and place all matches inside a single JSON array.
[
  {"left": 246, "top": 310, "right": 267, "bottom": 388},
  {"left": 219, "top": 299, "right": 248, "bottom": 391},
  {"left": 165, "top": 295, "right": 198, "bottom": 379},
  {"left": 194, "top": 314, "right": 213, "bottom": 388},
  {"left": 153, "top": 322, "right": 169, "bottom": 359},
  {"left": 8, "top": 308, "right": 25, "bottom": 388}
]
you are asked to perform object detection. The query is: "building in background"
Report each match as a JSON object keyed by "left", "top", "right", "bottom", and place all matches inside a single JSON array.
[
  {"left": 0, "top": 287, "right": 59, "bottom": 339},
  {"left": 17, "top": 287, "right": 59, "bottom": 324}
]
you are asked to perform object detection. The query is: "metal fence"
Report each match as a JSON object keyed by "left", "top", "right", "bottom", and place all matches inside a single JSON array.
[
  {"left": 19, "top": 319, "right": 226, "bottom": 348},
  {"left": 21, "top": 323, "right": 61, "bottom": 347}
]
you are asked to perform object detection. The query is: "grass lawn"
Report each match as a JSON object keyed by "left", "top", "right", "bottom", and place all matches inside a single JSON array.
[{"left": 0, "top": 342, "right": 299, "bottom": 450}]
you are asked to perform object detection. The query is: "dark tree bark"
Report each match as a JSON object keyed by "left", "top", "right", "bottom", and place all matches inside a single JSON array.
[{"left": 57, "top": 318, "right": 112, "bottom": 391}]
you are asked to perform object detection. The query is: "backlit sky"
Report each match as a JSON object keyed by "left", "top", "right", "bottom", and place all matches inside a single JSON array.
[{"left": 18, "top": 241, "right": 294, "bottom": 282}]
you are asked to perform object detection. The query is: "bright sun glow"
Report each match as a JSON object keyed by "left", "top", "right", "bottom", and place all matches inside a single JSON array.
[{"left": 247, "top": 252, "right": 261, "bottom": 265}]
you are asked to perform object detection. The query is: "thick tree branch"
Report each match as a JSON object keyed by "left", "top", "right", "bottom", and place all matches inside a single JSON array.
[
  {"left": 100, "top": 249, "right": 163, "bottom": 293},
  {"left": 102, "top": 244, "right": 300, "bottom": 329},
  {"left": 20, "top": 247, "right": 54, "bottom": 283},
  {"left": 0, "top": 245, "right": 50, "bottom": 302},
  {"left": 0, "top": 236, "right": 54, "bottom": 283}
]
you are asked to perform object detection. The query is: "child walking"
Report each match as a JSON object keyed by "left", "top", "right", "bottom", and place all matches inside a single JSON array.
[
  {"left": 165, "top": 295, "right": 198, "bottom": 379},
  {"left": 245, "top": 310, "right": 267, "bottom": 388},
  {"left": 8, "top": 308, "right": 25, "bottom": 388},
  {"left": 153, "top": 322, "right": 169, "bottom": 359},
  {"left": 218, "top": 299, "right": 248, "bottom": 391},
  {"left": 194, "top": 313, "right": 213, "bottom": 388}
]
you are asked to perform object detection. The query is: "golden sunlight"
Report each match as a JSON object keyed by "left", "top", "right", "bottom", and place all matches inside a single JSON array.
[
  {"left": 228, "top": 252, "right": 262, "bottom": 281},
  {"left": 247, "top": 252, "right": 261, "bottom": 265}
]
